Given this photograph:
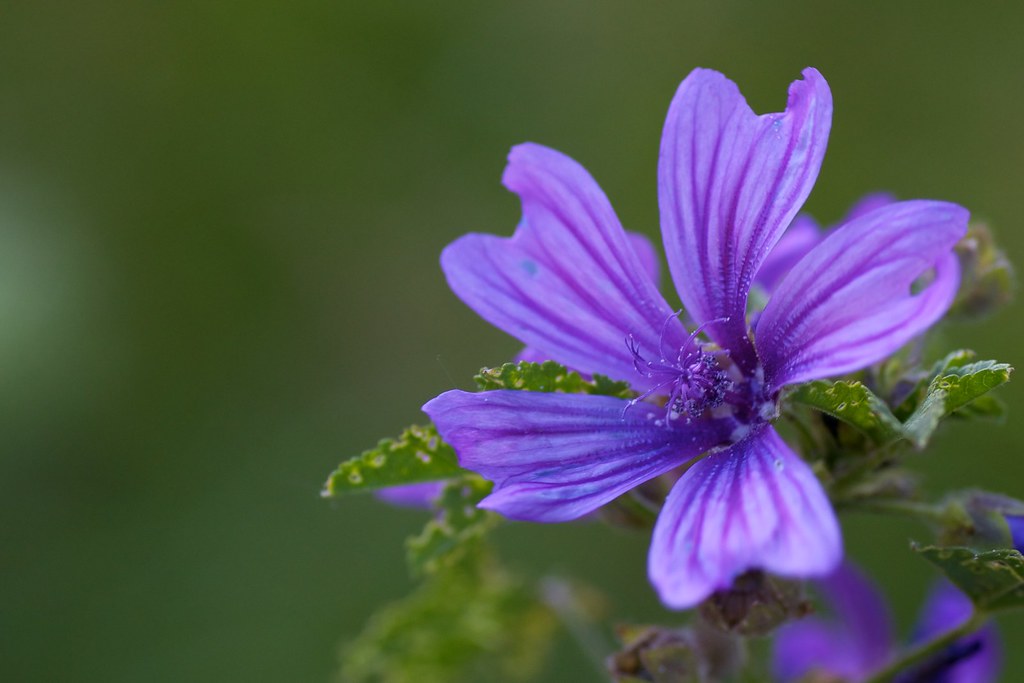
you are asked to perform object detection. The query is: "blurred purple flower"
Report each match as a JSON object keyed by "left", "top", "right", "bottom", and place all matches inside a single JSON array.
[
  {"left": 1006, "top": 513, "right": 1024, "bottom": 550},
  {"left": 374, "top": 482, "right": 446, "bottom": 509},
  {"left": 424, "top": 67, "right": 967, "bottom": 607},
  {"left": 774, "top": 563, "right": 1001, "bottom": 683}
]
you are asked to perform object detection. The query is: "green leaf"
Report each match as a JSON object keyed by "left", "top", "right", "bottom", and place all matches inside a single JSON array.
[
  {"left": 339, "top": 552, "right": 556, "bottom": 683},
  {"left": 322, "top": 423, "right": 464, "bottom": 497},
  {"left": 474, "top": 360, "right": 632, "bottom": 398},
  {"left": 903, "top": 360, "right": 1013, "bottom": 447},
  {"left": 932, "top": 360, "right": 1013, "bottom": 414},
  {"left": 894, "top": 349, "right": 980, "bottom": 419},
  {"left": 407, "top": 476, "right": 498, "bottom": 575},
  {"left": 785, "top": 380, "right": 903, "bottom": 445},
  {"left": 952, "top": 394, "right": 1006, "bottom": 420},
  {"left": 902, "top": 387, "right": 947, "bottom": 449},
  {"left": 914, "top": 544, "right": 1024, "bottom": 612}
]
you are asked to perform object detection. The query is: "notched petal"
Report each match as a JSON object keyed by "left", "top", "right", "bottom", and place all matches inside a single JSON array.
[
  {"left": 442, "top": 143, "right": 683, "bottom": 391},
  {"left": 658, "top": 67, "right": 832, "bottom": 367}
]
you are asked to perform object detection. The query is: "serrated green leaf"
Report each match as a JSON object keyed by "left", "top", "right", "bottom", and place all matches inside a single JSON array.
[
  {"left": 893, "top": 349, "right": 978, "bottom": 419},
  {"left": 903, "top": 360, "right": 1012, "bottom": 447},
  {"left": 339, "top": 552, "right": 556, "bottom": 683},
  {"left": 322, "top": 423, "right": 464, "bottom": 497},
  {"left": 407, "top": 476, "right": 498, "bottom": 575},
  {"left": 915, "top": 544, "right": 1024, "bottom": 612},
  {"left": 474, "top": 360, "right": 632, "bottom": 398},
  {"left": 785, "top": 380, "right": 903, "bottom": 445},
  {"left": 933, "top": 360, "right": 1013, "bottom": 413}
]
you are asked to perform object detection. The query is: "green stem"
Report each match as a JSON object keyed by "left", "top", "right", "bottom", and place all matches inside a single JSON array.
[{"left": 864, "top": 610, "right": 987, "bottom": 683}]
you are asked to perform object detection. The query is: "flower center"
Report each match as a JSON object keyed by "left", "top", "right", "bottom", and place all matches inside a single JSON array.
[{"left": 624, "top": 320, "right": 734, "bottom": 423}]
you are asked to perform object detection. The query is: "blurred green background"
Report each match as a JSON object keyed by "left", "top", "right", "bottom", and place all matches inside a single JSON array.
[{"left": 3, "top": 1, "right": 1022, "bottom": 680}]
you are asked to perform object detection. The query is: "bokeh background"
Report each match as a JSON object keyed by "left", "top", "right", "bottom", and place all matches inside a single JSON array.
[{"left": 3, "top": 2, "right": 1023, "bottom": 680}]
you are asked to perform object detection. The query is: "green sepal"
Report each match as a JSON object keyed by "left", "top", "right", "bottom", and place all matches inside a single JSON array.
[
  {"left": 474, "top": 360, "right": 632, "bottom": 398},
  {"left": 914, "top": 544, "right": 1024, "bottom": 612},
  {"left": 784, "top": 380, "right": 903, "bottom": 445},
  {"left": 322, "top": 423, "right": 464, "bottom": 497},
  {"left": 407, "top": 475, "right": 498, "bottom": 576}
]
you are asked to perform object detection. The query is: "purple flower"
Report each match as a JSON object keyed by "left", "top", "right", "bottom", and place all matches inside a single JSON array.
[
  {"left": 773, "top": 563, "right": 1001, "bottom": 683},
  {"left": 424, "top": 68, "right": 967, "bottom": 607}
]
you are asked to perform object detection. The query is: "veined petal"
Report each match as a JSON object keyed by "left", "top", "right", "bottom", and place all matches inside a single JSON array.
[
  {"left": 773, "top": 563, "right": 894, "bottom": 682},
  {"left": 755, "top": 193, "right": 895, "bottom": 297},
  {"left": 627, "top": 229, "right": 663, "bottom": 289},
  {"left": 753, "top": 215, "right": 822, "bottom": 295},
  {"left": 442, "top": 144, "right": 684, "bottom": 390},
  {"left": 649, "top": 425, "right": 841, "bottom": 609},
  {"left": 423, "top": 389, "right": 733, "bottom": 523},
  {"left": 901, "top": 581, "right": 1001, "bottom": 683},
  {"left": 757, "top": 200, "right": 968, "bottom": 391},
  {"left": 517, "top": 230, "right": 662, "bottom": 365},
  {"left": 658, "top": 68, "right": 832, "bottom": 369}
]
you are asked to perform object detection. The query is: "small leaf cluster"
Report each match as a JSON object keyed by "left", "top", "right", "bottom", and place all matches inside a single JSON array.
[
  {"left": 322, "top": 423, "right": 461, "bottom": 496},
  {"left": 474, "top": 360, "right": 632, "bottom": 398},
  {"left": 786, "top": 349, "right": 1011, "bottom": 451}
]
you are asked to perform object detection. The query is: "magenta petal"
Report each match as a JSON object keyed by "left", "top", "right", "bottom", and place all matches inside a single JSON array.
[
  {"left": 658, "top": 68, "right": 831, "bottom": 369},
  {"left": 773, "top": 563, "right": 894, "bottom": 681},
  {"left": 442, "top": 144, "right": 685, "bottom": 390},
  {"left": 423, "top": 390, "right": 733, "bottom": 523},
  {"left": 649, "top": 425, "right": 841, "bottom": 609},
  {"left": 757, "top": 200, "right": 968, "bottom": 391}
]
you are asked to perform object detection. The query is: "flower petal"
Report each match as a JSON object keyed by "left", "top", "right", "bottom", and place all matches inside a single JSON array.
[
  {"left": 649, "top": 425, "right": 841, "bottom": 609},
  {"left": 754, "top": 193, "right": 896, "bottom": 297},
  {"left": 442, "top": 143, "right": 685, "bottom": 389},
  {"left": 843, "top": 191, "right": 897, "bottom": 221},
  {"left": 903, "top": 581, "right": 1001, "bottom": 683},
  {"left": 423, "top": 389, "right": 734, "bottom": 523},
  {"left": 658, "top": 68, "right": 832, "bottom": 370},
  {"left": 753, "top": 215, "right": 822, "bottom": 295},
  {"left": 516, "top": 230, "right": 661, "bottom": 366},
  {"left": 773, "top": 563, "right": 894, "bottom": 681},
  {"left": 756, "top": 200, "right": 968, "bottom": 391}
]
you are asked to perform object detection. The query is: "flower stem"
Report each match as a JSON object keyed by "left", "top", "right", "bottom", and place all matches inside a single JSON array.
[{"left": 863, "top": 610, "right": 987, "bottom": 683}]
